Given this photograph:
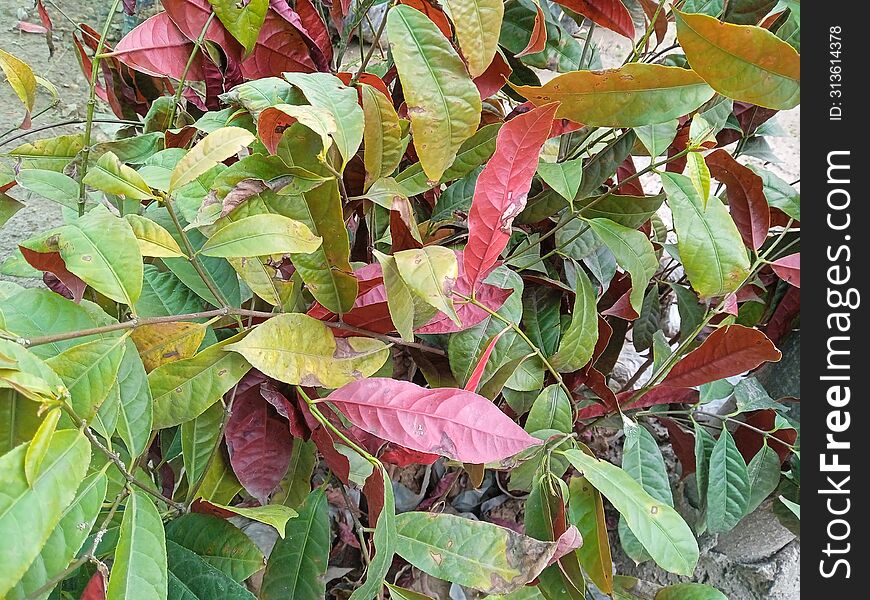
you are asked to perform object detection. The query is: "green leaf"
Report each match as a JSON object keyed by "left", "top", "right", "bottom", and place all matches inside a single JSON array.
[
  {"left": 349, "top": 468, "right": 397, "bottom": 600},
  {"left": 24, "top": 408, "right": 60, "bottom": 485},
  {"left": 655, "top": 583, "right": 727, "bottom": 600},
  {"left": 515, "top": 64, "right": 715, "bottom": 127},
  {"left": 149, "top": 335, "right": 252, "bottom": 429},
  {"left": 136, "top": 266, "right": 206, "bottom": 318},
  {"left": 125, "top": 214, "right": 186, "bottom": 258},
  {"left": 567, "top": 476, "right": 613, "bottom": 594},
  {"left": 361, "top": 83, "right": 403, "bottom": 189},
  {"left": 197, "top": 447, "right": 242, "bottom": 504},
  {"left": 9, "top": 134, "right": 84, "bottom": 172},
  {"left": 225, "top": 313, "right": 389, "bottom": 388},
  {"left": 208, "top": 0, "right": 268, "bottom": 54},
  {"left": 0, "top": 389, "right": 40, "bottom": 454},
  {"left": 745, "top": 443, "right": 781, "bottom": 515},
  {"left": 115, "top": 340, "right": 154, "bottom": 459},
  {"left": 694, "top": 421, "right": 716, "bottom": 511},
  {"left": 83, "top": 151, "right": 155, "bottom": 200},
  {"left": 166, "top": 540, "right": 255, "bottom": 599},
  {"left": 20, "top": 205, "right": 143, "bottom": 306},
  {"left": 0, "top": 192, "right": 24, "bottom": 228},
  {"left": 446, "top": 0, "right": 505, "bottom": 77},
  {"left": 394, "top": 247, "right": 460, "bottom": 325},
  {"left": 375, "top": 250, "right": 415, "bottom": 342},
  {"left": 387, "top": 4, "right": 482, "bottom": 181},
  {"left": 272, "top": 439, "right": 317, "bottom": 509},
  {"left": 670, "top": 283, "right": 705, "bottom": 342},
  {"left": 549, "top": 265, "right": 597, "bottom": 372},
  {"left": 169, "top": 127, "right": 255, "bottom": 192},
  {"left": 385, "top": 583, "right": 436, "bottom": 600},
  {"left": 47, "top": 335, "right": 127, "bottom": 421},
  {"left": 526, "top": 384, "right": 572, "bottom": 434},
  {"left": 15, "top": 169, "right": 80, "bottom": 210},
  {"left": 166, "top": 513, "right": 264, "bottom": 582},
  {"left": 8, "top": 472, "right": 107, "bottom": 600},
  {"left": 500, "top": 0, "right": 587, "bottom": 72},
  {"left": 201, "top": 214, "right": 322, "bottom": 258},
  {"left": 562, "top": 449, "right": 699, "bottom": 576},
  {"left": 661, "top": 172, "right": 750, "bottom": 299},
  {"left": 106, "top": 491, "right": 168, "bottom": 600},
  {"left": 686, "top": 152, "right": 711, "bottom": 207},
  {"left": 395, "top": 512, "right": 564, "bottom": 594},
  {"left": 748, "top": 165, "right": 800, "bottom": 221},
  {"left": 635, "top": 120, "right": 679, "bottom": 158},
  {"left": 537, "top": 158, "right": 583, "bottom": 204},
  {"left": 260, "top": 488, "right": 330, "bottom": 600},
  {"left": 778, "top": 496, "right": 799, "bottom": 519},
  {"left": 181, "top": 402, "right": 223, "bottom": 496},
  {"left": 675, "top": 10, "right": 800, "bottom": 110},
  {"left": 521, "top": 286, "right": 561, "bottom": 357},
  {"left": 587, "top": 218, "right": 657, "bottom": 314},
  {"left": 283, "top": 72, "right": 365, "bottom": 170},
  {"left": 576, "top": 193, "right": 665, "bottom": 230},
  {"left": 622, "top": 423, "right": 674, "bottom": 506},
  {"left": 706, "top": 429, "right": 750, "bottom": 533},
  {"left": 0, "top": 429, "right": 91, "bottom": 597},
  {"left": 633, "top": 288, "right": 661, "bottom": 352}
]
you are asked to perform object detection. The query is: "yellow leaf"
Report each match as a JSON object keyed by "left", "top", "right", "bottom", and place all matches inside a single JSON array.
[
  {"left": 169, "top": 127, "right": 255, "bottom": 192},
  {"left": 131, "top": 321, "right": 208, "bottom": 372},
  {"left": 0, "top": 49, "right": 36, "bottom": 122}
]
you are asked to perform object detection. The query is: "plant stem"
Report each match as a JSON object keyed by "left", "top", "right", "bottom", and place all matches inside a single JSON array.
[
  {"left": 167, "top": 13, "right": 216, "bottom": 127},
  {"left": 298, "top": 386, "right": 382, "bottom": 466},
  {"left": 77, "top": 0, "right": 123, "bottom": 217},
  {"left": 0, "top": 118, "right": 141, "bottom": 149},
  {"left": 579, "top": 21, "right": 596, "bottom": 69},
  {"left": 350, "top": 1, "right": 393, "bottom": 86}
]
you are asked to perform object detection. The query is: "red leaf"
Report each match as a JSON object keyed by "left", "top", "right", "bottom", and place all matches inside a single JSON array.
[
  {"left": 326, "top": 378, "right": 542, "bottom": 463},
  {"left": 379, "top": 445, "right": 439, "bottom": 467},
  {"left": 615, "top": 156, "right": 644, "bottom": 196},
  {"left": 764, "top": 285, "right": 799, "bottom": 344},
  {"left": 162, "top": 0, "right": 243, "bottom": 62},
  {"left": 362, "top": 466, "right": 387, "bottom": 525},
  {"left": 552, "top": 0, "right": 635, "bottom": 39},
  {"left": 308, "top": 264, "right": 396, "bottom": 336},
  {"left": 600, "top": 287, "right": 639, "bottom": 320},
  {"left": 733, "top": 409, "right": 797, "bottom": 464},
  {"left": 110, "top": 12, "right": 206, "bottom": 80},
  {"left": 258, "top": 106, "right": 298, "bottom": 154},
  {"left": 576, "top": 387, "right": 698, "bottom": 420},
  {"left": 465, "top": 328, "right": 509, "bottom": 393},
  {"left": 240, "top": 9, "right": 317, "bottom": 79},
  {"left": 271, "top": 0, "right": 331, "bottom": 72},
  {"left": 36, "top": 0, "right": 53, "bottom": 31},
  {"left": 662, "top": 325, "right": 781, "bottom": 388},
  {"left": 474, "top": 51, "right": 512, "bottom": 100},
  {"left": 399, "top": 0, "right": 453, "bottom": 38},
  {"left": 261, "top": 381, "right": 311, "bottom": 438},
  {"left": 19, "top": 246, "right": 86, "bottom": 303},
  {"left": 771, "top": 253, "right": 799, "bottom": 288},
  {"left": 660, "top": 417, "right": 697, "bottom": 479},
  {"left": 705, "top": 149, "right": 770, "bottom": 251},
  {"left": 226, "top": 384, "right": 294, "bottom": 504},
  {"left": 463, "top": 103, "right": 559, "bottom": 289},
  {"left": 516, "top": 2, "right": 547, "bottom": 57},
  {"left": 294, "top": 0, "right": 333, "bottom": 64},
  {"left": 81, "top": 568, "right": 107, "bottom": 600},
  {"left": 638, "top": 0, "right": 667, "bottom": 45}
]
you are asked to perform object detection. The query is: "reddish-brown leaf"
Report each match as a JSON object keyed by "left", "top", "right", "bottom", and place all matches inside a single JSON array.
[
  {"left": 362, "top": 466, "right": 387, "bottom": 525},
  {"left": 638, "top": 0, "right": 667, "bottom": 45},
  {"left": 162, "top": 0, "right": 244, "bottom": 62},
  {"left": 270, "top": 0, "right": 331, "bottom": 71},
  {"left": 660, "top": 417, "right": 697, "bottom": 479},
  {"left": 733, "top": 409, "right": 797, "bottom": 464},
  {"left": 36, "top": 0, "right": 53, "bottom": 31},
  {"left": 662, "top": 325, "right": 781, "bottom": 388},
  {"left": 19, "top": 247, "right": 86, "bottom": 302},
  {"left": 226, "top": 384, "right": 294, "bottom": 504},
  {"left": 465, "top": 328, "right": 509, "bottom": 393},
  {"left": 764, "top": 285, "right": 800, "bottom": 344},
  {"left": 771, "top": 253, "right": 799, "bottom": 288},
  {"left": 240, "top": 9, "right": 317, "bottom": 79},
  {"left": 81, "top": 568, "right": 107, "bottom": 600},
  {"left": 576, "top": 387, "right": 698, "bottom": 420},
  {"left": 464, "top": 103, "right": 559, "bottom": 289},
  {"left": 294, "top": 0, "right": 334, "bottom": 64},
  {"left": 516, "top": 1, "right": 547, "bottom": 57},
  {"left": 705, "top": 149, "right": 770, "bottom": 250},
  {"left": 399, "top": 0, "right": 453, "bottom": 38},
  {"left": 327, "top": 378, "right": 542, "bottom": 463},
  {"left": 258, "top": 106, "right": 298, "bottom": 154},
  {"left": 552, "top": 0, "right": 635, "bottom": 39},
  {"left": 110, "top": 12, "right": 206, "bottom": 80},
  {"left": 474, "top": 51, "right": 512, "bottom": 100}
]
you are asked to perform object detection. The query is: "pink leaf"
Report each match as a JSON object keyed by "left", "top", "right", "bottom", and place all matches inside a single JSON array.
[
  {"left": 110, "top": 12, "right": 206, "bottom": 80},
  {"left": 326, "top": 378, "right": 542, "bottom": 463},
  {"left": 771, "top": 253, "right": 799, "bottom": 288},
  {"left": 552, "top": 0, "right": 635, "bottom": 39},
  {"left": 226, "top": 382, "right": 294, "bottom": 504},
  {"left": 240, "top": 9, "right": 316, "bottom": 79},
  {"left": 661, "top": 325, "right": 781, "bottom": 389},
  {"left": 463, "top": 103, "right": 559, "bottom": 289},
  {"left": 547, "top": 525, "right": 584, "bottom": 566},
  {"left": 16, "top": 21, "right": 48, "bottom": 34}
]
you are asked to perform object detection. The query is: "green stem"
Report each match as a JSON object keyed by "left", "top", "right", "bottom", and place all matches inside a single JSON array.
[
  {"left": 298, "top": 387, "right": 381, "bottom": 467},
  {"left": 167, "top": 13, "right": 217, "bottom": 127},
  {"left": 579, "top": 21, "right": 596, "bottom": 69},
  {"left": 77, "top": 0, "right": 124, "bottom": 217},
  {"left": 351, "top": 1, "right": 394, "bottom": 85}
]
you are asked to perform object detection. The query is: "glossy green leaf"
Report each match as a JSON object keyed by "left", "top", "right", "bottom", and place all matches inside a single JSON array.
[
  {"left": 706, "top": 429, "right": 749, "bottom": 533},
  {"left": 272, "top": 439, "right": 317, "bottom": 509},
  {"left": 114, "top": 340, "right": 154, "bottom": 459},
  {"left": 47, "top": 335, "right": 126, "bottom": 421},
  {"left": 661, "top": 172, "right": 750, "bottom": 299},
  {"left": 0, "top": 429, "right": 91, "bottom": 597},
  {"left": 623, "top": 423, "right": 674, "bottom": 506},
  {"left": 149, "top": 335, "right": 252, "bottom": 429},
  {"left": 588, "top": 218, "right": 657, "bottom": 314},
  {"left": 208, "top": 0, "right": 268, "bottom": 54},
  {"left": 675, "top": 10, "right": 800, "bottom": 109},
  {"left": 20, "top": 205, "right": 143, "bottom": 306},
  {"left": 169, "top": 127, "right": 255, "bottom": 192},
  {"left": 181, "top": 402, "right": 224, "bottom": 495},
  {"left": 166, "top": 513, "right": 264, "bottom": 582},
  {"left": 0, "top": 389, "right": 40, "bottom": 454},
  {"left": 549, "top": 265, "right": 597, "bottom": 372},
  {"left": 361, "top": 83, "right": 403, "bottom": 188},
  {"left": 394, "top": 246, "right": 460, "bottom": 325},
  {"left": 387, "top": 4, "right": 482, "bottom": 181},
  {"left": 283, "top": 73, "right": 365, "bottom": 170},
  {"left": 526, "top": 384, "right": 572, "bottom": 434},
  {"left": 83, "top": 151, "right": 154, "bottom": 200},
  {"left": 745, "top": 443, "right": 781, "bottom": 515},
  {"left": 125, "top": 214, "right": 185, "bottom": 258},
  {"left": 567, "top": 475, "right": 613, "bottom": 594},
  {"left": 8, "top": 471, "right": 107, "bottom": 600},
  {"left": 749, "top": 165, "right": 800, "bottom": 221},
  {"left": 106, "top": 491, "right": 168, "bottom": 600},
  {"left": 23, "top": 408, "right": 60, "bottom": 486},
  {"left": 537, "top": 158, "right": 583, "bottom": 204},
  {"left": 562, "top": 449, "right": 699, "bottom": 576},
  {"left": 201, "top": 214, "right": 322, "bottom": 257},
  {"left": 446, "top": 0, "right": 505, "bottom": 77},
  {"left": 395, "top": 511, "right": 565, "bottom": 594},
  {"left": 197, "top": 447, "right": 242, "bottom": 504},
  {"left": 635, "top": 120, "right": 679, "bottom": 158},
  {"left": 515, "top": 64, "right": 715, "bottom": 127},
  {"left": 166, "top": 540, "right": 255, "bottom": 599},
  {"left": 225, "top": 313, "right": 389, "bottom": 388},
  {"left": 349, "top": 467, "right": 397, "bottom": 600},
  {"left": 136, "top": 266, "right": 207, "bottom": 318},
  {"left": 576, "top": 193, "right": 665, "bottom": 230},
  {"left": 260, "top": 488, "right": 330, "bottom": 600},
  {"left": 694, "top": 421, "right": 716, "bottom": 512},
  {"left": 655, "top": 583, "right": 727, "bottom": 600},
  {"left": 15, "top": 169, "right": 80, "bottom": 210}
]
